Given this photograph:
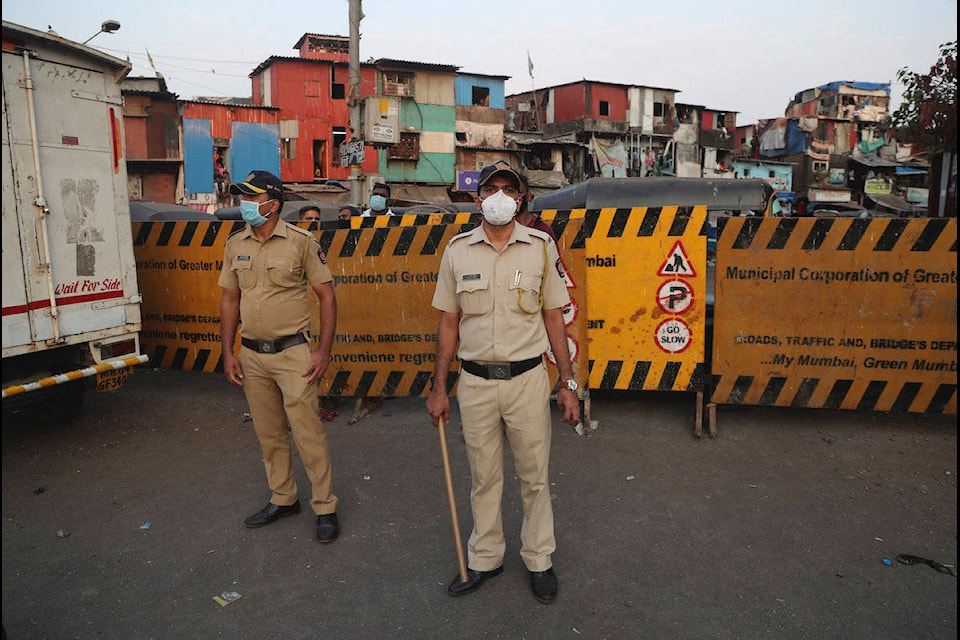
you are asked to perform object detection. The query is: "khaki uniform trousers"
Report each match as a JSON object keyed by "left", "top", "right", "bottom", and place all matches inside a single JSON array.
[
  {"left": 457, "top": 362, "right": 555, "bottom": 572},
  {"left": 240, "top": 343, "right": 338, "bottom": 515}
]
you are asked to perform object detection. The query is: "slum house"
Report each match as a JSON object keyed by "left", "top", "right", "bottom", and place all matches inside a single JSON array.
[
  {"left": 179, "top": 99, "right": 281, "bottom": 214},
  {"left": 733, "top": 158, "right": 797, "bottom": 211},
  {"left": 248, "top": 33, "right": 380, "bottom": 199},
  {"left": 369, "top": 58, "right": 457, "bottom": 206},
  {"left": 700, "top": 107, "right": 738, "bottom": 177},
  {"left": 671, "top": 102, "right": 703, "bottom": 177},
  {"left": 121, "top": 76, "right": 181, "bottom": 205},
  {"left": 759, "top": 81, "right": 899, "bottom": 209},
  {"left": 505, "top": 81, "right": 681, "bottom": 183},
  {"left": 734, "top": 123, "right": 758, "bottom": 158},
  {"left": 669, "top": 103, "right": 738, "bottom": 178},
  {"left": 849, "top": 155, "right": 929, "bottom": 215},
  {"left": 452, "top": 72, "right": 524, "bottom": 202}
]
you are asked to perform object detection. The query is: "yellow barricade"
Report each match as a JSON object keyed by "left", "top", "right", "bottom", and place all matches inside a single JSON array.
[
  {"left": 712, "top": 216, "right": 957, "bottom": 414},
  {"left": 584, "top": 206, "right": 708, "bottom": 392},
  {"left": 132, "top": 213, "right": 589, "bottom": 397}
]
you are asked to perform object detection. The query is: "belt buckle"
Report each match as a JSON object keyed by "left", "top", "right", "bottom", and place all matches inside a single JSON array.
[
  {"left": 488, "top": 363, "right": 511, "bottom": 380},
  {"left": 260, "top": 341, "right": 276, "bottom": 354}
]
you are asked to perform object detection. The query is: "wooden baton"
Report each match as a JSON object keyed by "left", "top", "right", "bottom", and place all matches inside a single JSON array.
[{"left": 438, "top": 416, "right": 468, "bottom": 582}]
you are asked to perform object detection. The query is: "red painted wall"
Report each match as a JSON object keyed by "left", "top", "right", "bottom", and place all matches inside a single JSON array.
[
  {"left": 123, "top": 95, "right": 179, "bottom": 160},
  {"left": 551, "top": 84, "right": 585, "bottom": 122},
  {"left": 253, "top": 60, "right": 379, "bottom": 182},
  {"left": 702, "top": 111, "right": 714, "bottom": 130},
  {"left": 589, "top": 84, "right": 627, "bottom": 120},
  {"left": 124, "top": 117, "right": 149, "bottom": 159}
]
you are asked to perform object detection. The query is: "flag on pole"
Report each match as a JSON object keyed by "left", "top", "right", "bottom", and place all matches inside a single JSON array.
[{"left": 527, "top": 50, "right": 534, "bottom": 78}]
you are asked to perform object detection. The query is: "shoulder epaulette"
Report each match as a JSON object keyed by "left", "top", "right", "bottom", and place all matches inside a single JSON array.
[
  {"left": 526, "top": 226, "right": 552, "bottom": 244},
  {"left": 448, "top": 229, "right": 474, "bottom": 245},
  {"left": 226, "top": 225, "right": 247, "bottom": 239},
  {"left": 286, "top": 222, "right": 315, "bottom": 239}
]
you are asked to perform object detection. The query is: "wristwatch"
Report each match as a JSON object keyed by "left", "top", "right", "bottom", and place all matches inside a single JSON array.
[{"left": 563, "top": 379, "right": 578, "bottom": 392}]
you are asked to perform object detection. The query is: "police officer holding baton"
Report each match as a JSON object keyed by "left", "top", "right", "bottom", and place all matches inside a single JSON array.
[{"left": 427, "top": 161, "right": 580, "bottom": 604}]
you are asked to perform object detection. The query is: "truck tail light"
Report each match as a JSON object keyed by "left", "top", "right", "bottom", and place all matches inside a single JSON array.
[{"left": 99, "top": 339, "right": 136, "bottom": 361}]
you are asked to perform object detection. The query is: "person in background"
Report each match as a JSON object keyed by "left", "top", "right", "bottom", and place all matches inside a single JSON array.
[
  {"left": 298, "top": 205, "right": 322, "bottom": 223},
  {"left": 362, "top": 183, "right": 394, "bottom": 216},
  {"left": 218, "top": 170, "right": 341, "bottom": 544},
  {"left": 338, "top": 205, "right": 361, "bottom": 221},
  {"left": 513, "top": 173, "right": 557, "bottom": 242}
]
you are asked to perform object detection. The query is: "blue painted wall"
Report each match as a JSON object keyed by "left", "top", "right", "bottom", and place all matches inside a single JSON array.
[
  {"left": 455, "top": 75, "right": 505, "bottom": 109},
  {"left": 734, "top": 161, "right": 793, "bottom": 192},
  {"left": 183, "top": 118, "right": 213, "bottom": 195},
  {"left": 230, "top": 122, "right": 281, "bottom": 183}
]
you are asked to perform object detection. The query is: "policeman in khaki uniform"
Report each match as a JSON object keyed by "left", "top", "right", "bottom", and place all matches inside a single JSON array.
[
  {"left": 427, "top": 161, "right": 580, "bottom": 604},
  {"left": 218, "top": 170, "right": 340, "bottom": 543}
]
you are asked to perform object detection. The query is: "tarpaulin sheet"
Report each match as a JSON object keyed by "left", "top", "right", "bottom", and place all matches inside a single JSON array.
[
  {"left": 759, "top": 119, "right": 806, "bottom": 157},
  {"left": 818, "top": 81, "right": 890, "bottom": 94}
]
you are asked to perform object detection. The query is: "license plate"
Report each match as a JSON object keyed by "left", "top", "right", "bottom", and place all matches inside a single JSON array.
[{"left": 96, "top": 368, "right": 133, "bottom": 392}]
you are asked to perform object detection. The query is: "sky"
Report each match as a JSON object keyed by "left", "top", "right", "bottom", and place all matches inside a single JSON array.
[{"left": 3, "top": 0, "right": 957, "bottom": 124}]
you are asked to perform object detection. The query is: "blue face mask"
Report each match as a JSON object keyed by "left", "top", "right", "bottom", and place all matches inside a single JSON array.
[
  {"left": 240, "top": 199, "right": 271, "bottom": 227},
  {"left": 369, "top": 195, "right": 387, "bottom": 211}
]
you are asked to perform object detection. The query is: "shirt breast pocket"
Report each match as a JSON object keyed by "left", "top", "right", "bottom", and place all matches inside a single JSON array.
[
  {"left": 509, "top": 274, "right": 543, "bottom": 314},
  {"left": 232, "top": 261, "right": 256, "bottom": 290},
  {"left": 456, "top": 278, "right": 492, "bottom": 315},
  {"left": 266, "top": 257, "right": 303, "bottom": 288}
]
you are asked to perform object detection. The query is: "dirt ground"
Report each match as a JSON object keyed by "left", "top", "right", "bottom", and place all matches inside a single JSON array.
[{"left": 2, "top": 368, "right": 956, "bottom": 639}]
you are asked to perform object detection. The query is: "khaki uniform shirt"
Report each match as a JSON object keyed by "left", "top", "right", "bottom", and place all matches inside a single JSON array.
[
  {"left": 218, "top": 222, "right": 332, "bottom": 340},
  {"left": 432, "top": 222, "right": 569, "bottom": 362}
]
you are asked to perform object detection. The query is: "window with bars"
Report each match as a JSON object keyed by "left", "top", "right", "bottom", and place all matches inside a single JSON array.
[
  {"left": 388, "top": 132, "right": 420, "bottom": 160},
  {"left": 381, "top": 71, "right": 414, "bottom": 97}
]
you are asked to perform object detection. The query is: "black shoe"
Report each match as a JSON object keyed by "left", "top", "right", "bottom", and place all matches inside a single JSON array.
[
  {"left": 244, "top": 501, "right": 301, "bottom": 528},
  {"left": 529, "top": 567, "right": 558, "bottom": 604},
  {"left": 315, "top": 513, "right": 339, "bottom": 543},
  {"left": 447, "top": 566, "right": 503, "bottom": 597}
]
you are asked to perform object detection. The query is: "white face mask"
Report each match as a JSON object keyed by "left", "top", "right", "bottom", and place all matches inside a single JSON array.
[{"left": 480, "top": 190, "right": 519, "bottom": 225}]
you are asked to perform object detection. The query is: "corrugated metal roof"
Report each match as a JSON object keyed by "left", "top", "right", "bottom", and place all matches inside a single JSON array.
[
  {"left": 391, "top": 184, "right": 452, "bottom": 204},
  {"left": 250, "top": 55, "right": 375, "bottom": 77},
  {"left": 459, "top": 71, "right": 511, "bottom": 80},
  {"left": 375, "top": 58, "right": 459, "bottom": 73},
  {"left": 867, "top": 193, "right": 919, "bottom": 212},
  {"left": 292, "top": 33, "right": 348, "bottom": 49},
  {"left": 735, "top": 158, "right": 797, "bottom": 166},
  {"left": 180, "top": 99, "right": 279, "bottom": 111},
  {"left": 850, "top": 156, "right": 900, "bottom": 168},
  {"left": 456, "top": 145, "right": 518, "bottom": 152},
  {"left": 2, "top": 20, "right": 131, "bottom": 75},
  {"left": 507, "top": 79, "right": 682, "bottom": 98}
]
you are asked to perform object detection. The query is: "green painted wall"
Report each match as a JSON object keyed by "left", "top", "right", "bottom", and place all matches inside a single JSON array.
[
  {"left": 379, "top": 102, "right": 455, "bottom": 184},
  {"left": 400, "top": 103, "right": 455, "bottom": 132},
  {"left": 379, "top": 152, "right": 454, "bottom": 184}
]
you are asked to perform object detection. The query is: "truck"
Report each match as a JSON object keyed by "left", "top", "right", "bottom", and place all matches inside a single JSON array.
[{"left": 2, "top": 21, "right": 145, "bottom": 419}]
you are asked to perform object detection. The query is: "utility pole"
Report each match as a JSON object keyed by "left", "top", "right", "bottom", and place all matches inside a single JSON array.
[{"left": 349, "top": 0, "right": 363, "bottom": 205}]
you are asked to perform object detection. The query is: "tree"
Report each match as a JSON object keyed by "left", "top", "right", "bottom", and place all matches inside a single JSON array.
[{"left": 893, "top": 41, "right": 957, "bottom": 155}]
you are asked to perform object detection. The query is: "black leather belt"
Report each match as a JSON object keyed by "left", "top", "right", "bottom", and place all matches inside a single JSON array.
[
  {"left": 461, "top": 356, "right": 542, "bottom": 380},
  {"left": 241, "top": 333, "right": 308, "bottom": 354}
]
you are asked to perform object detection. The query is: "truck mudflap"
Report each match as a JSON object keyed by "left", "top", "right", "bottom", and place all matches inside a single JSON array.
[{"left": 1, "top": 354, "right": 148, "bottom": 399}]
